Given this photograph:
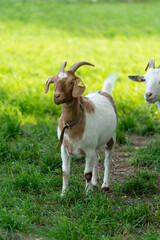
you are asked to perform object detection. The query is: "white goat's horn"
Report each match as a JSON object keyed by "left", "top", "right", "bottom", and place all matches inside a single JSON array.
[
  {"left": 69, "top": 61, "right": 95, "bottom": 73},
  {"left": 60, "top": 61, "right": 67, "bottom": 71},
  {"left": 145, "top": 58, "right": 155, "bottom": 71}
]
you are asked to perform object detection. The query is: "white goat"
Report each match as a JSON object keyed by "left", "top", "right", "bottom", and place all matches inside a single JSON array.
[
  {"left": 128, "top": 58, "right": 160, "bottom": 111},
  {"left": 45, "top": 61, "right": 118, "bottom": 196}
]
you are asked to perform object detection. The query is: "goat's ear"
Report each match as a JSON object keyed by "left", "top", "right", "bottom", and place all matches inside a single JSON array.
[
  {"left": 128, "top": 75, "right": 145, "bottom": 82},
  {"left": 44, "top": 76, "right": 55, "bottom": 94},
  {"left": 72, "top": 78, "right": 86, "bottom": 98}
]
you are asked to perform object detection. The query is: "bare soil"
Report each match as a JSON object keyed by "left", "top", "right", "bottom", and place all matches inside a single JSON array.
[
  {"left": 98, "top": 134, "right": 160, "bottom": 199},
  {"left": 110, "top": 135, "right": 150, "bottom": 183}
]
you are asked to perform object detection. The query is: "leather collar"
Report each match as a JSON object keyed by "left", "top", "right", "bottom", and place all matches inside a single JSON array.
[{"left": 56, "top": 104, "right": 84, "bottom": 149}]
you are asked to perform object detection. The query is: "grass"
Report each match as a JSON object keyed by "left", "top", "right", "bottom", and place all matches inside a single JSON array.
[
  {"left": 0, "top": 0, "right": 160, "bottom": 239},
  {"left": 117, "top": 170, "right": 158, "bottom": 196},
  {"left": 131, "top": 140, "right": 160, "bottom": 170}
]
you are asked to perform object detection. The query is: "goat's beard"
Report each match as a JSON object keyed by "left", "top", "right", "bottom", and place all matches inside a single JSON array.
[
  {"left": 53, "top": 98, "right": 66, "bottom": 105},
  {"left": 145, "top": 96, "right": 157, "bottom": 104}
]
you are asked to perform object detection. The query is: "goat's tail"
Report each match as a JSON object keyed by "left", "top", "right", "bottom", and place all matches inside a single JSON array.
[{"left": 102, "top": 74, "right": 118, "bottom": 95}]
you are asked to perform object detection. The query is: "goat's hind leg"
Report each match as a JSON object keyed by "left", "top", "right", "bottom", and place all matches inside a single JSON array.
[
  {"left": 101, "top": 137, "right": 115, "bottom": 192},
  {"left": 101, "top": 149, "right": 112, "bottom": 191}
]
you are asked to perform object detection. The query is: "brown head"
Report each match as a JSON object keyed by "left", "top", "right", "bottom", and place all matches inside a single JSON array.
[{"left": 45, "top": 61, "right": 95, "bottom": 105}]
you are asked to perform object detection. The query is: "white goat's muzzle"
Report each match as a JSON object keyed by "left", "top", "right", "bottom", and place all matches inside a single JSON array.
[{"left": 144, "top": 92, "right": 157, "bottom": 103}]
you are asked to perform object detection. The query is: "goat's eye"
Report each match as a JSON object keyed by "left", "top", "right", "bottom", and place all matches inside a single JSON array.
[{"left": 67, "top": 80, "right": 74, "bottom": 87}]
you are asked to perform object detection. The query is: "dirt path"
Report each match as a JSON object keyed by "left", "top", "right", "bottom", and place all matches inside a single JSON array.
[{"left": 99, "top": 134, "right": 160, "bottom": 190}]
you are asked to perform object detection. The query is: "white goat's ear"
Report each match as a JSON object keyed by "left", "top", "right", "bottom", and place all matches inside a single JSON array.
[
  {"left": 44, "top": 76, "right": 55, "bottom": 94},
  {"left": 128, "top": 75, "right": 145, "bottom": 83},
  {"left": 72, "top": 78, "right": 86, "bottom": 98}
]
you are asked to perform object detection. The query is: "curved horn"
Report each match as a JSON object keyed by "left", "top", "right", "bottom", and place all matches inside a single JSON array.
[
  {"left": 69, "top": 61, "right": 95, "bottom": 73},
  {"left": 145, "top": 58, "right": 155, "bottom": 71},
  {"left": 44, "top": 76, "right": 55, "bottom": 94},
  {"left": 60, "top": 61, "right": 67, "bottom": 71}
]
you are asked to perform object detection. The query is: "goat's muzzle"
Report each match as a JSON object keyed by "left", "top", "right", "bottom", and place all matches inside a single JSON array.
[
  {"left": 145, "top": 92, "right": 152, "bottom": 99},
  {"left": 144, "top": 92, "right": 156, "bottom": 103},
  {"left": 53, "top": 93, "right": 65, "bottom": 105}
]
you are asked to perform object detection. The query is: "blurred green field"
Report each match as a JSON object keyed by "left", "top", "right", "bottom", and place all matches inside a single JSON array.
[
  {"left": 0, "top": 1, "right": 160, "bottom": 239},
  {"left": 0, "top": 0, "right": 160, "bottom": 136}
]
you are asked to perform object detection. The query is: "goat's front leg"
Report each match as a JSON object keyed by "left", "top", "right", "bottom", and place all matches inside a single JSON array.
[
  {"left": 61, "top": 145, "right": 71, "bottom": 197},
  {"left": 91, "top": 151, "right": 99, "bottom": 187},
  {"left": 84, "top": 150, "right": 96, "bottom": 193}
]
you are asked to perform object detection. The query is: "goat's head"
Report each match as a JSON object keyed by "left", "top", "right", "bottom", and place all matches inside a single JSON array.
[
  {"left": 45, "top": 61, "right": 94, "bottom": 105},
  {"left": 128, "top": 58, "right": 160, "bottom": 104}
]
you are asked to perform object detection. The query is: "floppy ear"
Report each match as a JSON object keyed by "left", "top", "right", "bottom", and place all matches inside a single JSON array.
[
  {"left": 44, "top": 76, "right": 55, "bottom": 94},
  {"left": 128, "top": 75, "right": 145, "bottom": 82},
  {"left": 72, "top": 78, "right": 86, "bottom": 98}
]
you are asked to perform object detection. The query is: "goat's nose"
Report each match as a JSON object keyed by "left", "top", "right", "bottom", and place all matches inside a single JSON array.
[
  {"left": 54, "top": 93, "right": 61, "bottom": 99},
  {"left": 145, "top": 92, "right": 152, "bottom": 99}
]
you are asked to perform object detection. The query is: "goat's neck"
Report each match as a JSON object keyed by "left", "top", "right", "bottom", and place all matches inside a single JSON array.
[{"left": 62, "top": 98, "right": 81, "bottom": 124}]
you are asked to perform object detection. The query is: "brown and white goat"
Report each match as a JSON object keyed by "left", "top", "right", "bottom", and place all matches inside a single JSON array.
[{"left": 45, "top": 61, "right": 118, "bottom": 196}]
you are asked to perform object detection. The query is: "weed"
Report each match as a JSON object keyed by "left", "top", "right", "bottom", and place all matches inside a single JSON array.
[
  {"left": 0, "top": 103, "right": 22, "bottom": 139},
  {"left": 0, "top": 209, "right": 29, "bottom": 231},
  {"left": 118, "top": 170, "right": 158, "bottom": 196},
  {"left": 13, "top": 168, "right": 44, "bottom": 193},
  {"left": 116, "top": 128, "right": 128, "bottom": 144},
  {"left": 131, "top": 140, "right": 160, "bottom": 169},
  {"left": 0, "top": 140, "right": 11, "bottom": 162}
]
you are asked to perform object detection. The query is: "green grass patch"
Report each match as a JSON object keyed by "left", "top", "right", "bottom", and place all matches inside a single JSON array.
[
  {"left": 0, "top": 103, "right": 22, "bottom": 139},
  {"left": 131, "top": 140, "right": 160, "bottom": 170},
  {"left": 36, "top": 195, "right": 159, "bottom": 240},
  {"left": 118, "top": 170, "right": 158, "bottom": 196}
]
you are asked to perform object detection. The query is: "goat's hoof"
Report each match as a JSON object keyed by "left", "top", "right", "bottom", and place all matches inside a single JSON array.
[
  {"left": 60, "top": 193, "right": 65, "bottom": 198},
  {"left": 61, "top": 190, "right": 67, "bottom": 198},
  {"left": 101, "top": 187, "right": 109, "bottom": 192}
]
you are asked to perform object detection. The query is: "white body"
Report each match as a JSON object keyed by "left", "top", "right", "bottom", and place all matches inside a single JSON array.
[{"left": 58, "top": 76, "right": 117, "bottom": 196}]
